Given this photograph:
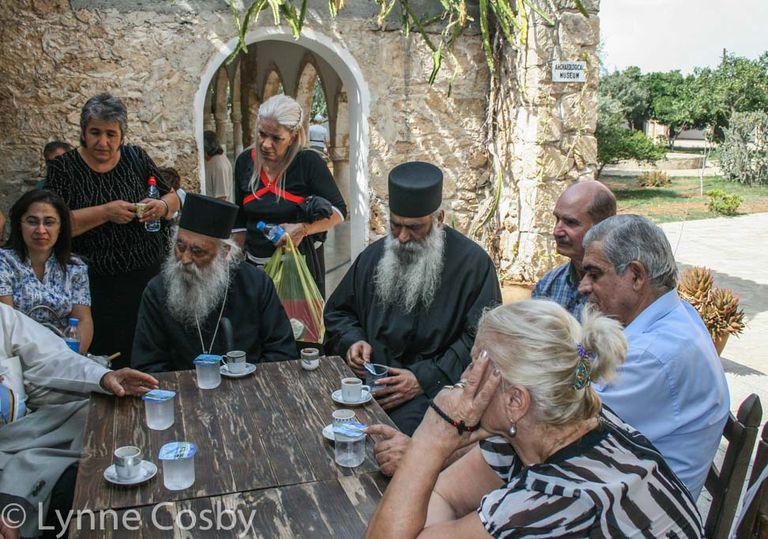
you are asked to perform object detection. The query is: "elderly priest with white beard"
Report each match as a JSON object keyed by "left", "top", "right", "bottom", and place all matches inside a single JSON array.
[
  {"left": 131, "top": 194, "right": 295, "bottom": 372},
  {"left": 324, "top": 162, "right": 501, "bottom": 435}
]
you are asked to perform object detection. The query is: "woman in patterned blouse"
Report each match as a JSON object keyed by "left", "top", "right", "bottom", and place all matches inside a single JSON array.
[
  {"left": 0, "top": 190, "right": 93, "bottom": 352},
  {"left": 367, "top": 300, "right": 704, "bottom": 538}
]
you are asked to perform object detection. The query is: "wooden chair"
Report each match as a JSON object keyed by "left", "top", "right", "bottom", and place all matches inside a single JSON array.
[
  {"left": 704, "top": 393, "right": 762, "bottom": 539},
  {"left": 735, "top": 422, "right": 768, "bottom": 538}
]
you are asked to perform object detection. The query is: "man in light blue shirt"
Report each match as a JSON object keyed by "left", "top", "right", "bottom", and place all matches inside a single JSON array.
[
  {"left": 532, "top": 181, "right": 616, "bottom": 319},
  {"left": 579, "top": 214, "right": 729, "bottom": 499}
]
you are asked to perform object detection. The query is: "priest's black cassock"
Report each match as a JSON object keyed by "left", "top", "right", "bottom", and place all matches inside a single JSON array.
[
  {"left": 132, "top": 262, "right": 296, "bottom": 372},
  {"left": 324, "top": 226, "right": 501, "bottom": 435}
]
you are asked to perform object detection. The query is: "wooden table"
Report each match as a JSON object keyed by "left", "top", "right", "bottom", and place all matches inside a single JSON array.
[{"left": 70, "top": 357, "right": 394, "bottom": 538}]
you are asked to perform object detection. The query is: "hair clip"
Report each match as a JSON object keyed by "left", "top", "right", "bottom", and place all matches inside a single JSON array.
[{"left": 573, "top": 343, "right": 594, "bottom": 390}]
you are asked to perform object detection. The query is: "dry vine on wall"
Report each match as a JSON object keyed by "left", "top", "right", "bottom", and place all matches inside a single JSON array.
[{"left": 226, "top": 0, "right": 591, "bottom": 278}]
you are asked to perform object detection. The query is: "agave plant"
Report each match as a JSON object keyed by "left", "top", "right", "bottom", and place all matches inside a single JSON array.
[
  {"left": 677, "top": 266, "right": 714, "bottom": 309},
  {"left": 678, "top": 267, "right": 745, "bottom": 340}
]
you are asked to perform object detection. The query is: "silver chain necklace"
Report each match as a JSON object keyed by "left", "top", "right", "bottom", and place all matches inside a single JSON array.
[{"left": 194, "top": 280, "right": 229, "bottom": 354}]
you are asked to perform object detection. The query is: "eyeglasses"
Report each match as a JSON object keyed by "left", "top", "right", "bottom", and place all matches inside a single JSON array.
[
  {"left": 22, "top": 217, "right": 60, "bottom": 229},
  {"left": 175, "top": 240, "right": 211, "bottom": 259}
]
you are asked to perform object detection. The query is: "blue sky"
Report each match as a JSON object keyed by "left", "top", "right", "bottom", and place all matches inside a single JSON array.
[{"left": 600, "top": 0, "right": 767, "bottom": 74}]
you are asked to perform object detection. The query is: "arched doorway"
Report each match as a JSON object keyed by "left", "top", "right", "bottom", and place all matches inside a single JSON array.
[{"left": 195, "top": 28, "right": 370, "bottom": 295}]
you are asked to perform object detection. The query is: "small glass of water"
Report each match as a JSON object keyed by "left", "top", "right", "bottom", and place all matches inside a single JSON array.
[
  {"left": 335, "top": 432, "right": 366, "bottom": 467},
  {"left": 142, "top": 389, "right": 176, "bottom": 430},
  {"left": 194, "top": 354, "right": 222, "bottom": 389},
  {"left": 159, "top": 441, "right": 197, "bottom": 491},
  {"left": 333, "top": 422, "right": 367, "bottom": 468}
]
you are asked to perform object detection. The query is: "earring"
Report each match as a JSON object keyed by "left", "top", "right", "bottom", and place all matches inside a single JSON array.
[{"left": 508, "top": 424, "right": 517, "bottom": 437}]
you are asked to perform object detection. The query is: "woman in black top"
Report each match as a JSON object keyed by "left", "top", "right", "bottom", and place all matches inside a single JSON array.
[
  {"left": 233, "top": 95, "right": 347, "bottom": 297},
  {"left": 46, "top": 93, "right": 180, "bottom": 368}
]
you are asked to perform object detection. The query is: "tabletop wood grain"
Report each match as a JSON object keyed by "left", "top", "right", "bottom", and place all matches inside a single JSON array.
[{"left": 69, "top": 357, "right": 395, "bottom": 537}]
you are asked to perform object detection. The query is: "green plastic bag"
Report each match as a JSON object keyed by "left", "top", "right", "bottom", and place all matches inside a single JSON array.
[{"left": 264, "top": 235, "right": 325, "bottom": 343}]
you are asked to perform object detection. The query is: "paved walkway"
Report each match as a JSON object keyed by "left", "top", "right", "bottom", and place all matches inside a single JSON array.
[{"left": 660, "top": 213, "right": 768, "bottom": 418}]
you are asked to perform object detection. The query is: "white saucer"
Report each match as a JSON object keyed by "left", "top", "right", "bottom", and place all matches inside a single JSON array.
[
  {"left": 220, "top": 363, "right": 256, "bottom": 378},
  {"left": 331, "top": 389, "right": 372, "bottom": 406},
  {"left": 103, "top": 460, "right": 157, "bottom": 486},
  {"left": 322, "top": 424, "right": 334, "bottom": 441}
]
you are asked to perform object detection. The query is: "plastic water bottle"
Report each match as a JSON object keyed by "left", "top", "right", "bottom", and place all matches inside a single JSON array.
[
  {"left": 64, "top": 318, "right": 80, "bottom": 353},
  {"left": 145, "top": 177, "right": 161, "bottom": 233},
  {"left": 256, "top": 221, "right": 285, "bottom": 244}
]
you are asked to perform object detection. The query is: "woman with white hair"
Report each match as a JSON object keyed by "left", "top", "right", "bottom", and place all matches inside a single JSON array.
[
  {"left": 366, "top": 300, "right": 704, "bottom": 538},
  {"left": 232, "top": 95, "right": 347, "bottom": 296}
]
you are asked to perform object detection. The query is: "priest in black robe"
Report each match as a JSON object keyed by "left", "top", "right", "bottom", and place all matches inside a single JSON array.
[
  {"left": 132, "top": 194, "right": 295, "bottom": 372},
  {"left": 324, "top": 162, "right": 501, "bottom": 435}
]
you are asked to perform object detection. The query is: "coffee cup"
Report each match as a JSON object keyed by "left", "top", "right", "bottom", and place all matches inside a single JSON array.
[
  {"left": 224, "top": 350, "right": 247, "bottom": 374},
  {"left": 300, "top": 348, "right": 320, "bottom": 371},
  {"left": 114, "top": 446, "right": 142, "bottom": 481},
  {"left": 341, "top": 377, "right": 370, "bottom": 403},
  {"left": 332, "top": 409, "right": 356, "bottom": 428}
]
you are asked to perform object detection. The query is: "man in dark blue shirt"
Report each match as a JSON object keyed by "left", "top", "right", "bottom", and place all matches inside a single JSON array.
[{"left": 531, "top": 181, "right": 616, "bottom": 319}]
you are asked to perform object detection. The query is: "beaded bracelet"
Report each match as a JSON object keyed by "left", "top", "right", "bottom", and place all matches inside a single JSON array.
[{"left": 429, "top": 400, "right": 480, "bottom": 435}]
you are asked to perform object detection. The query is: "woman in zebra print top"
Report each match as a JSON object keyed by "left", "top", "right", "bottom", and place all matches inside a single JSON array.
[{"left": 367, "top": 300, "right": 704, "bottom": 538}]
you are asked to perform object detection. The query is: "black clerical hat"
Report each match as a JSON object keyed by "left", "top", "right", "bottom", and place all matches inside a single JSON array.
[
  {"left": 388, "top": 161, "right": 443, "bottom": 218},
  {"left": 179, "top": 193, "right": 238, "bottom": 239}
]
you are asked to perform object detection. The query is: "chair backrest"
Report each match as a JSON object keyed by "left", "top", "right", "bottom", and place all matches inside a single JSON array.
[
  {"left": 704, "top": 393, "right": 762, "bottom": 539},
  {"left": 735, "top": 422, "right": 768, "bottom": 538}
]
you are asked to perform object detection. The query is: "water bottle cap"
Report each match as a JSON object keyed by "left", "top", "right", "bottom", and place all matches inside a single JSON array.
[
  {"left": 256, "top": 221, "right": 266, "bottom": 230},
  {"left": 148, "top": 176, "right": 157, "bottom": 186},
  {"left": 68, "top": 318, "right": 79, "bottom": 326}
]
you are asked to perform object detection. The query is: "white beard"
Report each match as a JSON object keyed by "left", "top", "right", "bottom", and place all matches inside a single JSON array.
[
  {"left": 163, "top": 251, "right": 232, "bottom": 327},
  {"left": 374, "top": 222, "right": 446, "bottom": 313}
]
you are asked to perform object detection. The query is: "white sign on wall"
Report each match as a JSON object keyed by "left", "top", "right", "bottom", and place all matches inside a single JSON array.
[{"left": 552, "top": 61, "right": 587, "bottom": 83}]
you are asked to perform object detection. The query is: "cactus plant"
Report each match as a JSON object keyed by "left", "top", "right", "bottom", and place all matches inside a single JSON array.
[
  {"left": 678, "top": 266, "right": 714, "bottom": 309},
  {"left": 678, "top": 267, "right": 745, "bottom": 341}
]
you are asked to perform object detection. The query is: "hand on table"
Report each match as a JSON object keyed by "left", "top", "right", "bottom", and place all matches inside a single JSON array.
[
  {"left": 277, "top": 223, "right": 308, "bottom": 248},
  {"left": 103, "top": 200, "right": 136, "bottom": 224},
  {"left": 136, "top": 198, "right": 167, "bottom": 223},
  {"left": 367, "top": 424, "right": 411, "bottom": 477},
  {"left": 100, "top": 368, "right": 159, "bottom": 397},
  {"left": 372, "top": 367, "right": 423, "bottom": 410},
  {"left": 346, "top": 340, "right": 372, "bottom": 378}
]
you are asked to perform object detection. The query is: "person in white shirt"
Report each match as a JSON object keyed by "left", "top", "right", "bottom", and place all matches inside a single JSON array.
[{"left": 0, "top": 303, "right": 158, "bottom": 538}]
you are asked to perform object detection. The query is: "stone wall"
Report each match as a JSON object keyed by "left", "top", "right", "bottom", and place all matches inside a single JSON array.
[
  {"left": 0, "top": 0, "right": 600, "bottom": 283},
  {"left": 479, "top": 0, "right": 602, "bottom": 283},
  {"left": 0, "top": 0, "right": 488, "bottom": 223}
]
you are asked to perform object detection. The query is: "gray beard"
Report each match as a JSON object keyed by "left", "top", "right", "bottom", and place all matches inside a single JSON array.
[
  {"left": 374, "top": 224, "right": 446, "bottom": 313},
  {"left": 163, "top": 252, "right": 232, "bottom": 327}
]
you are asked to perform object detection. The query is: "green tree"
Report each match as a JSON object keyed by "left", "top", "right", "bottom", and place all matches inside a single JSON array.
[
  {"left": 600, "top": 66, "right": 649, "bottom": 130},
  {"left": 596, "top": 94, "right": 665, "bottom": 177},
  {"left": 708, "top": 54, "right": 768, "bottom": 137},
  {"left": 719, "top": 111, "right": 768, "bottom": 185}
]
